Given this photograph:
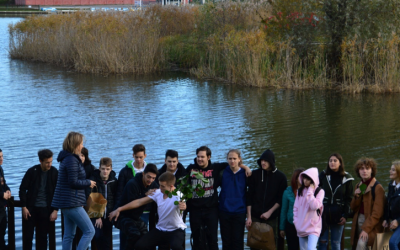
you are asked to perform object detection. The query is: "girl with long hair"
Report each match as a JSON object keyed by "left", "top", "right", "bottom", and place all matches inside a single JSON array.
[{"left": 280, "top": 168, "right": 305, "bottom": 250}]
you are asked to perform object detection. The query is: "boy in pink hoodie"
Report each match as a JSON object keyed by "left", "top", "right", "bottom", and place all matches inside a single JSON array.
[{"left": 293, "top": 167, "right": 325, "bottom": 250}]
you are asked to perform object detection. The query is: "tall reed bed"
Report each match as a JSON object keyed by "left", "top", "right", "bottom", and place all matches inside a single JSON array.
[
  {"left": 9, "top": 5, "right": 199, "bottom": 74},
  {"left": 8, "top": 3, "right": 400, "bottom": 92}
]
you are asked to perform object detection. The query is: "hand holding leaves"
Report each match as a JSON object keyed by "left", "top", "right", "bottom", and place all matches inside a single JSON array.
[
  {"left": 165, "top": 170, "right": 210, "bottom": 213},
  {"left": 359, "top": 184, "right": 367, "bottom": 195}
]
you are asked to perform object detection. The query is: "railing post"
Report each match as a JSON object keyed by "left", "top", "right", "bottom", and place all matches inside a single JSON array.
[{"left": 7, "top": 196, "right": 15, "bottom": 250}]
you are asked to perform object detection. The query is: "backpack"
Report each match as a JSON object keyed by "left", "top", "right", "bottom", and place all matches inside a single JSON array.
[
  {"left": 370, "top": 181, "right": 380, "bottom": 201},
  {"left": 314, "top": 187, "right": 323, "bottom": 216}
]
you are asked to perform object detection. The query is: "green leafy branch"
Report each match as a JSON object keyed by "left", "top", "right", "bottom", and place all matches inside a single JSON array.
[
  {"left": 359, "top": 184, "right": 367, "bottom": 195},
  {"left": 165, "top": 170, "right": 210, "bottom": 211}
]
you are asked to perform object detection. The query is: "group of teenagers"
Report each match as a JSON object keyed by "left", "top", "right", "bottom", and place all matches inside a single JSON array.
[{"left": 0, "top": 131, "right": 400, "bottom": 250}]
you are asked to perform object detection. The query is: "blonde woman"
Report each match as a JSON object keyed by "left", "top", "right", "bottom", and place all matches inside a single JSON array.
[{"left": 52, "top": 132, "right": 96, "bottom": 250}]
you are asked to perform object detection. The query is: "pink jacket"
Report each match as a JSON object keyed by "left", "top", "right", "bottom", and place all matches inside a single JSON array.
[{"left": 293, "top": 167, "right": 325, "bottom": 237}]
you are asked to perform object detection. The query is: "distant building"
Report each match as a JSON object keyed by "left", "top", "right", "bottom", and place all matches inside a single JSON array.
[{"left": 15, "top": 0, "right": 135, "bottom": 6}]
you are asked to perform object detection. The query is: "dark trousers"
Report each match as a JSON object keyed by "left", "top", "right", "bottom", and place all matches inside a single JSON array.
[
  {"left": 116, "top": 217, "right": 148, "bottom": 249},
  {"left": 189, "top": 207, "right": 219, "bottom": 250},
  {"left": 0, "top": 208, "right": 7, "bottom": 249},
  {"left": 219, "top": 211, "right": 246, "bottom": 250},
  {"left": 119, "top": 213, "right": 149, "bottom": 250},
  {"left": 23, "top": 206, "right": 51, "bottom": 250},
  {"left": 91, "top": 218, "right": 113, "bottom": 250},
  {"left": 135, "top": 228, "right": 185, "bottom": 250},
  {"left": 285, "top": 221, "right": 299, "bottom": 250}
]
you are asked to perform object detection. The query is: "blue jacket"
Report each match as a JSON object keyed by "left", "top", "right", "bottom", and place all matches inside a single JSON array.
[
  {"left": 51, "top": 150, "right": 91, "bottom": 209},
  {"left": 218, "top": 166, "right": 247, "bottom": 214},
  {"left": 279, "top": 186, "right": 296, "bottom": 231}
]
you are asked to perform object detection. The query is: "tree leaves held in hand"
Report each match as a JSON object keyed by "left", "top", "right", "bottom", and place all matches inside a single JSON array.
[
  {"left": 359, "top": 184, "right": 367, "bottom": 195},
  {"left": 164, "top": 170, "right": 209, "bottom": 213}
]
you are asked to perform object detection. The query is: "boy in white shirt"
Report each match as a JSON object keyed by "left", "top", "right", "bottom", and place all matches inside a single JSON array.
[{"left": 109, "top": 172, "right": 186, "bottom": 250}]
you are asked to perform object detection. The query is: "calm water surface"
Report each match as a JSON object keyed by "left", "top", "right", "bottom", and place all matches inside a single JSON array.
[{"left": 1, "top": 16, "right": 400, "bottom": 249}]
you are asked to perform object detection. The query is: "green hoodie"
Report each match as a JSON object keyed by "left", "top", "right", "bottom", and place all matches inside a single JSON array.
[{"left": 279, "top": 186, "right": 296, "bottom": 231}]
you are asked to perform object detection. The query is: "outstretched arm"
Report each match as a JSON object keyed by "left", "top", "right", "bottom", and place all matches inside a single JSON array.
[{"left": 109, "top": 196, "right": 153, "bottom": 222}]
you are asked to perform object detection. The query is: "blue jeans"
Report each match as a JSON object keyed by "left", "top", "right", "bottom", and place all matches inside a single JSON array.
[
  {"left": 299, "top": 234, "right": 319, "bottom": 250},
  {"left": 389, "top": 226, "right": 400, "bottom": 250},
  {"left": 318, "top": 224, "right": 344, "bottom": 250},
  {"left": 62, "top": 207, "right": 95, "bottom": 250}
]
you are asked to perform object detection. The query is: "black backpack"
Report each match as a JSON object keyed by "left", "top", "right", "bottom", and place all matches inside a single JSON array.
[{"left": 314, "top": 187, "right": 323, "bottom": 216}]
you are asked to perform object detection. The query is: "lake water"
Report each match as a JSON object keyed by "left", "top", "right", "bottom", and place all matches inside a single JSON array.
[{"left": 1, "top": 16, "right": 400, "bottom": 249}]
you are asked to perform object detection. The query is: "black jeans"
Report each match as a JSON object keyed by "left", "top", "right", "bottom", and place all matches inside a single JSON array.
[
  {"left": 116, "top": 217, "right": 148, "bottom": 250},
  {"left": 219, "top": 211, "right": 246, "bottom": 250},
  {"left": 189, "top": 207, "right": 219, "bottom": 250},
  {"left": 0, "top": 208, "right": 7, "bottom": 249},
  {"left": 135, "top": 228, "right": 185, "bottom": 250},
  {"left": 23, "top": 206, "right": 51, "bottom": 250},
  {"left": 91, "top": 218, "right": 113, "bottom": 250},
  {"left": 285, "top": 221, "right": 299, "bottom": 250}
]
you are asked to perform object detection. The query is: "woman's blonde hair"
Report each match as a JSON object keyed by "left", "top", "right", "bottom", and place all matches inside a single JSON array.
[
  {"left": 392, "top": 160, "right": 400, "bottom": 181},
  {"left": 62, "top": 132, "right": 84, "bottom": 153}
]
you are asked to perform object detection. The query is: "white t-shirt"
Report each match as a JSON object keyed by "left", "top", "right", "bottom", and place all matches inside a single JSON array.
[
  {"left": 134, "top": 161, "right": 147, "bottom": 174},
  {"left": 148, "top": 189, "right": 187, "bottom": 231}
]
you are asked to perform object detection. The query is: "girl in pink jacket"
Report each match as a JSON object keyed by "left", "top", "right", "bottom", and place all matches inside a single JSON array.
[{"left": 293, "top": 167, "right": 325, "bottom": 250}]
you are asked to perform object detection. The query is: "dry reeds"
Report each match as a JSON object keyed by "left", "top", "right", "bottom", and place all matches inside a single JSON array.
[{"left": 8, "top": 2, "right": 400, "bottom": 92}]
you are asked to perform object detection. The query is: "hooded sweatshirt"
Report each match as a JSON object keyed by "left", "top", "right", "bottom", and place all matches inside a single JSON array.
[
  {"left": 293, "top": 167, "right": 325, "bottom": 237},
  {"left": 186, "top": 158, "right": 228, "bottom": 211},
  {"left": 247, "top": 149, "right": 287, "bottom": 220}
]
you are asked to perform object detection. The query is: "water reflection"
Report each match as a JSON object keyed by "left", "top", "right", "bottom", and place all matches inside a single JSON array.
[{"left": 2, "top": 16, "right": 400, "bottom": 249}]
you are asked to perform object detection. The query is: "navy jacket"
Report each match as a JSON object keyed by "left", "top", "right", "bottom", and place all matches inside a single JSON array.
[
  {"left": 219, "top": 166, "right": 247, "bottom": 214},
  {"left": 51, "top": 150, "right": 91, "bottom": 209},
  {"left": 19, "top": 164, "right": 59, "bottom": 211}
]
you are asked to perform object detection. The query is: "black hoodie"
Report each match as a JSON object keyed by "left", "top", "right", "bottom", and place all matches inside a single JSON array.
[
  {"left": 247, "top": 149, "right": 287, "bottom": 220},
  {"left": 186, "top": 158, "right": 228, "bottom": 211},
  {"left": 115, "top": 172, "right": 159, "bottom": 220},
  {"left": 156, "top": 162, "right": 187, "bottom": 187},
  {"left": 86, "top": 169, "right": 118, "bottom": 217}
]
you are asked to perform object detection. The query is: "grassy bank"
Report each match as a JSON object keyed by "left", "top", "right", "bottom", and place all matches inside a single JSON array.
[{"left": 8, "top": 2, "right": 400, "bottom": 92}]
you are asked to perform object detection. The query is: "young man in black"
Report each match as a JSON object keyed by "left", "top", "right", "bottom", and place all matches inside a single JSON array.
[
  {"left": 0, "top": 148, "right": 11, "bottom": 250},
  {"left": 186, "top": 146, "right": 251, "bottom": 250},
  {"left": 86, "top": 157, "right": 118, "bottom": 250},
  {"left": 156, "top": 150, "right": 187, "bottom": 186},
  {"left": 116, "top": 144, "right": 148, "bottom": 250},
  {"left": 19, "top": 149, "right": 59, "bottom": 250},
  {"left": 246, "top": 149, "right": 287, "bottom": 249},
  {"left": 111, "top": 164, "right": 159, "bottom": 250}
]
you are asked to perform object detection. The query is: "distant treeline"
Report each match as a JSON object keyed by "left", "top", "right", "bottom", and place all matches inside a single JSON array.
[{"left": 8, "top": 0, "right": 400, "bottom": 92}]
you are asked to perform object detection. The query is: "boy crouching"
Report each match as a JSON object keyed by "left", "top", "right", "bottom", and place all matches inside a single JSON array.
[{"left": 109, "top": 172, "right": 186, "bottom": 250}]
